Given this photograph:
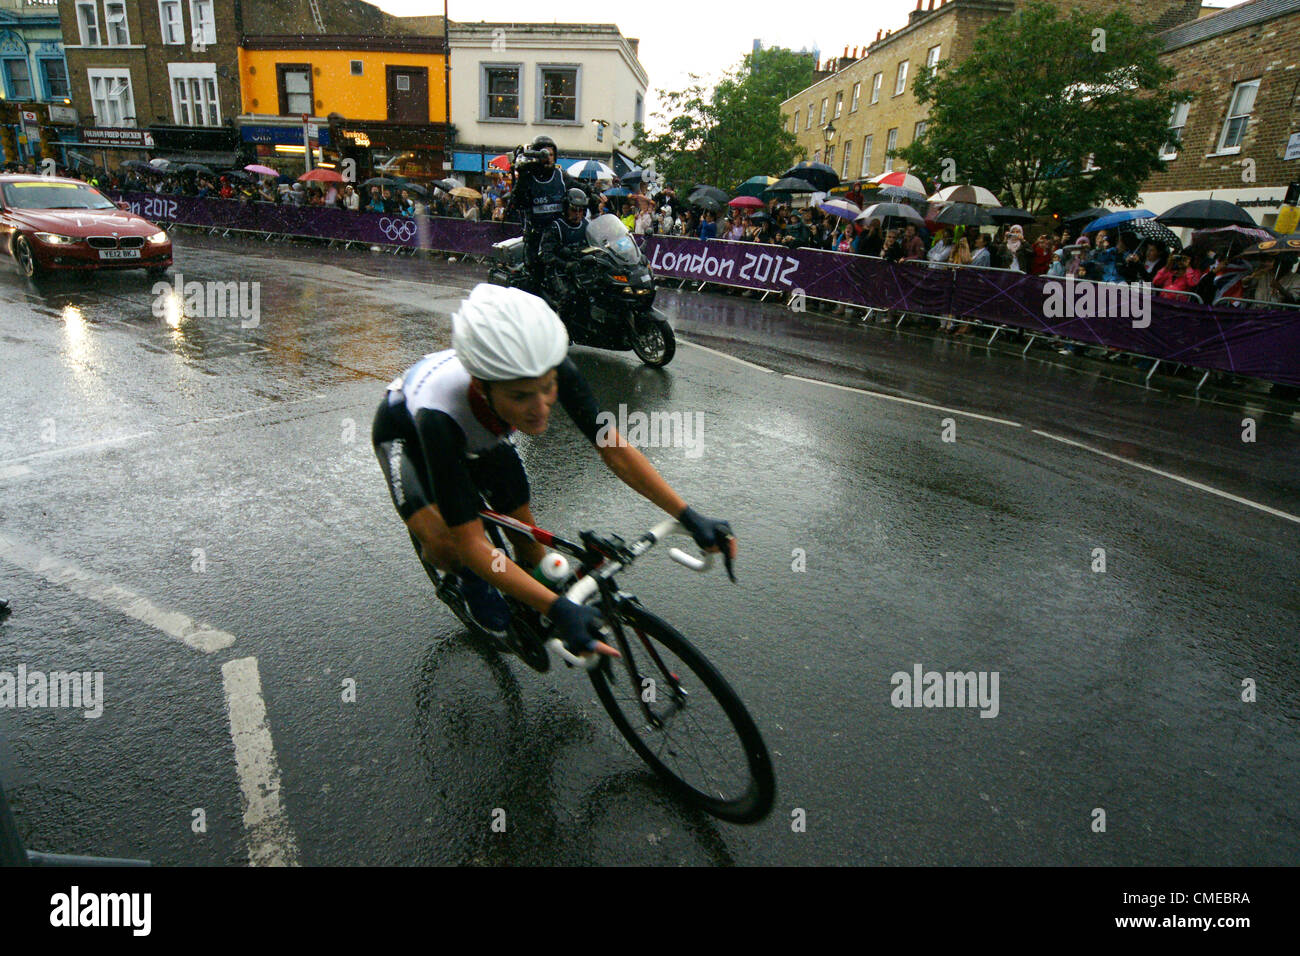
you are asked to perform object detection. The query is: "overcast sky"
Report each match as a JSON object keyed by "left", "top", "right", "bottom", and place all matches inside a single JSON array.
[{"left": 376, "top": 0, "right": 1243, "bottom": 131}]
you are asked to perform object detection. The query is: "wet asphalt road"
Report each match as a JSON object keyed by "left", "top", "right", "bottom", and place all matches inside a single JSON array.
[{"left": 1, "top": 231, "right": 1297, "bottom": 866}]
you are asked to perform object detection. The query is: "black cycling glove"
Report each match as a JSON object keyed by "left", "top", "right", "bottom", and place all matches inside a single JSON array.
[
  {"left": 677, "top": 506, "right": 737, "bottom": 582},
  {"left": 548, "top": 597, "right": 609, "bottom": 655}
]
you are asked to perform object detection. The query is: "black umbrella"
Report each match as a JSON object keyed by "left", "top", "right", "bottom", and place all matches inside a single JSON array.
[
  {"left": 1124, "top": 217, "right": 1182, "bottom": 251},
  {"left": 362, "top": 176, "right": 407, "bottom": 189},
  {"left": 1064, "top": 207, "right": 1109, "bottom": 228},
  {"left": 934, "top": 202, "right": 994, "bottom": 227},
  {"left": 619, "top": 168, "right": 646, "bottom": 184},
  {"left": 748, "top": 211, "right": 770, "bottom": 222},
  {"left": 180, "top": 163, "right": 214, "bottom": 175},
  {"left": 395, "top": 182, "right": 429, "bottom": 197},
  {"left": 431, "top": 178, "right": 460, "bottom": 193},
  {"left": 1157, "top": 199, "right": 1257, "bottom": 229},
  {"left": 763, "top": 177, "right": 818, "bottom": 196},
  {"left": 782, "top": 161, "right": 839, "bottom": 192},
  {"left": 689, "top": 185, "right": 730, "bottom": 205},
  {"left": 220, "top": 169, "right": 254, "bottom": 181},
  {"left": 691, "top": 195, "right": 722, "bottom": 212},
  {"left": 121, "top": 159, "right": 165, "bottom": 177},
  {"left": 989, "top": 206, "right": 1036, "bottom": 225},
  {"left": 857, "top": 202, "right": 924, "bottom": 224}
]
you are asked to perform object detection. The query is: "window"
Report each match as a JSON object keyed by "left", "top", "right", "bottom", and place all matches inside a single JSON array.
[
  {"left": 396, "top": 74, "right": 410, "bottom": 92},
  {"left": 851, "top": 81, "right": 860, "bottom": 112},
  {"left": 1217, "top": 79, "right": 1258, "bottom": 153},
  {"left": 842, "top": 140, "right": 852, "bottom": 178},
  {"left": 350, "top": 60, "right": 364, "bottom": 76},
  {"left": 159, "top": 1, "right": 183, "bottom": 44},
  {"left": 833, "top": 91, "right": 843, "bottom": 118},
  {"left": 806, "top": 103, "right": 813, "bottom": 129},
  {"left": 189, "top": 0, "right": 216, "bottom": 46},
  {"left": 793, "top": 110, "right": 800, "bottom": 132},
  {"left": 3, "top": 60, "right": 32, "bottom": 100},
  {"left": 871, "top": 72, "right": 881, "bottom": 104},
  {"left": 1160, "top": 101, "right": 1190, "bottom": 159},
  {"left": 927, "top": 45, "right": 941, "bottom": 71},
  {"left": 104, "top": 2, "right": 129, "bottom": 46},
  {"left": 884, "top": 128, "right": 898, "bottom": 172},
  {"left": 860, "top": 134, "right": 873, "bottom": 177},
  {"left": 635, "top": 92, "right": 643, "bottom": 127},
  {"left": 40, "top": 59, "right": 70, "bottom": 100},
  {"left": 539, "top": 66, "right": 578, "bottom": 122},
  {"left": 914, "top": 120, "right": 928, "bottom": 142},
  {"left": 819, "top": 98, "right": 828, "bottom": 125},
  {"left": 169, "top": 63, "right": 220, "bottom": 126},
  {"left": 76, "top": 2, "right": 99, "bottom": 46},
  {"left": 895, "top": 61, "right": 909, "bottom": 96},
  {"left": 277, "top": 65, "right": 312, "bottom": 116},
  {"left": 825, "top": 144, "right": 834, "bottom": 167},
  {"left": 483, "top": 65, "right": 520, "bottom": 119},
  {"left": 87, "top": 69, "right": 135, "bottom": 126}
]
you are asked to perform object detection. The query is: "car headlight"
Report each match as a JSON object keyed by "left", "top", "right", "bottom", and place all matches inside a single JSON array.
[
  {"left": 146, "top": 230, "right": 168, "bottom": 245},
  {"left": 34, "top": 232, "right": 78, "bottom": 245}
]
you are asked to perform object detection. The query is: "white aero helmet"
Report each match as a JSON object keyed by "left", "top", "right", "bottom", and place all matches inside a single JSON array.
[{"left": 452, "top": 283, "right": 569, "bottom": 381}]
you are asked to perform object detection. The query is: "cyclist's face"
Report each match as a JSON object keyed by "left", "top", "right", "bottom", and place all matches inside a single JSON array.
[{"left": 490, "top": 369, "right": 559, "bottom": 434}]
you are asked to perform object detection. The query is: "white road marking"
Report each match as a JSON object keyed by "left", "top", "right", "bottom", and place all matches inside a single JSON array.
[
  {"left": 0, "top": 533, "right": 235, "bottom": 653},
  {"left": 1033, "top": 429, "right": 1300, "bottom": 525},
  {"left": 0, "top": 431, "right": 156, "bottom": 468},
  {"left": 0, "top": 465, "right": 32, "bottom": 480},
  {"left": 783, "top": 373, "right": 1024, "bottom": 428},
  {"left": 678, "top": 338, "right": 776, "bottom": 373},
  {"left": 221, "top": 657, "right": 300, "bottom": 867}
]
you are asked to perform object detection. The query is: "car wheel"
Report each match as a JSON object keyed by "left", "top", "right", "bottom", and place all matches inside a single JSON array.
[{"left": 13, "top": 235, "right": 39, "bottom": 278}]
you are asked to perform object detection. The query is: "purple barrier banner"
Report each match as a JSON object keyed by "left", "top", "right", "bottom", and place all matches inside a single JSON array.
[
  {"left": 641, "top": 235, "right": 1300, "bottom": 387},
  {"left": 111, "top": 191, "right": 521, "bottom": 255}
]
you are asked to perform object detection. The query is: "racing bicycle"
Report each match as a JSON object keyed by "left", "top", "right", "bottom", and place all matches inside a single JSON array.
[{"left": 409, "top": 513, "right": 776, "bottom": 824}]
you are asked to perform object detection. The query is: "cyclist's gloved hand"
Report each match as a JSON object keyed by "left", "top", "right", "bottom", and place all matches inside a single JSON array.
[
  {"left": 677, "top": 506, "right": 738, "bottom": 582},
  {"left": 548, "top": 597, "right": 620, "bottom": 657}
]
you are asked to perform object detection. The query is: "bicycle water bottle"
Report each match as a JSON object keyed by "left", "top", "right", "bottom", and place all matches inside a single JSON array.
[{"left": 531, "top": 552, "right": 571, "bottom": 590}]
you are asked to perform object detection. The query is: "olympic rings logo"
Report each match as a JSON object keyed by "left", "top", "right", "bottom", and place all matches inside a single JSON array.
[{"left": 379, "top": 217, "right": 418, "bottom": 242}]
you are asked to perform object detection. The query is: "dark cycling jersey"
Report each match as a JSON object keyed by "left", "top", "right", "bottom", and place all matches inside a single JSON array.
[{"left": 372, "top": 349, "right": 602, "bottom": 528}]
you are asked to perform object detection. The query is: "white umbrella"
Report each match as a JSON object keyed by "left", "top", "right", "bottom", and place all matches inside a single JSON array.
[
  {"left": 149, "top": 158, "right": 170, "bottom": 169},
  {"left": 927, "top": 184, "right": 1001, "bottom": 207}
]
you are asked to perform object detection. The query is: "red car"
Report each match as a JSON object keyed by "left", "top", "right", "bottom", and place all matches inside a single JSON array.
[{"left": 0, "top": 174, "right": 172, "bottom": 279}]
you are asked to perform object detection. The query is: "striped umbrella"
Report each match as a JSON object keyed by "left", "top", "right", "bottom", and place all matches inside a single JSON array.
[
  {"left": 568, "top": 160, "right": 617, "bottom": 180},
  {"left": 927, "top": 184, "right": 1000, "bottom": 207},
  {"left": 871, "top": 171, "right": 926, "bottom": 194},
  {"left": 818, "top": 199, "right": 863, "bottom": 220}
]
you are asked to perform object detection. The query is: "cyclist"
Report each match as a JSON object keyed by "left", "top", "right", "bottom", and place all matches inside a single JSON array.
[
  {"left": 372, "top": 283, "right": 737, "bottom": 658},
  {"left": 507, "top": 135, "right": 586, "bottom": 290},
  {"left": 538, "top": 187, "right": 592, "bottom": 314}
]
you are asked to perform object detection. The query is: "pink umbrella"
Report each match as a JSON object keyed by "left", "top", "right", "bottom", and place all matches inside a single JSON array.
[
  {"left": 245, "top": 164, "right": 279, "bottom": 177},
  {"left": 729, "top": 195, "right": 765, "bottom": 209}
]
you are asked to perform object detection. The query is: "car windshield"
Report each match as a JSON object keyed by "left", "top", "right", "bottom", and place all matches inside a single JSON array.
[
  {"left": 586, "top": 214, "right": 641, "bottom": 264},
  {"left": 2, "top": 181, "right": 116, "bottom": 211}
]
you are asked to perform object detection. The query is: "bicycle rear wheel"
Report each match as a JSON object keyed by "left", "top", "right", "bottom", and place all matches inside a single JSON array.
[{"left": 588, "top": 602, "right": 775, "bottom": 823}]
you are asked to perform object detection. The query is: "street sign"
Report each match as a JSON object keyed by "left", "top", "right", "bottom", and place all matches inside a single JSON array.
[
  {"left": 1285, "top": 131, "right": 1300, "bottom": 162},
  {"left": 20, "top": 110, "right": 38, "bottom": 123},
  {"left": 48, "top": 105, "right": 78, "bottom": 124}
]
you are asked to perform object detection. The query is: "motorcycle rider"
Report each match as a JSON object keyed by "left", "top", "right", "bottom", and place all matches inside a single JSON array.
[
  {"left": 506, "top": 135, "right": 586, "bottom": 290},
  {"left": 538, "top": 188, "right": 592, "bottom": 315}
]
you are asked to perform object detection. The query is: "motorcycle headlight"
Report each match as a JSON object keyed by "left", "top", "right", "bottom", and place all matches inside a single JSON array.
[
  {"left": 34, "top": 232, "right": 78, "bottom": 245},
  {"left": 146, "top": 230, "right": 168, "bottom": 245}
]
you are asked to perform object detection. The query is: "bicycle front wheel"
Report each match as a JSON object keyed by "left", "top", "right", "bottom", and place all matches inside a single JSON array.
[{"left": 588, "top": 603, "right": 775, "bottom": 823}]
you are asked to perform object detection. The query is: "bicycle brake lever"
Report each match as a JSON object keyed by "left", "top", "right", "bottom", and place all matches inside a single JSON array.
[{"left": 722, "top": 536, "right": 737, "bottom": 583}]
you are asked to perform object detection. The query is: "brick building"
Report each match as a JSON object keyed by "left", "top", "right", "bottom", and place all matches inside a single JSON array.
[
  {"left": 780, "top": 0, "right": 1204, "bottom": 187},
  {"left": 1138, "top": 0, "right": 1300, "bottom": 228}
]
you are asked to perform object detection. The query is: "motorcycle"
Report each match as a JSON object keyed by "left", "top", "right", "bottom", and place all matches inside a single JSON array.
[{"left": 487, "top": 214, "right": 676, "bottom": 367}]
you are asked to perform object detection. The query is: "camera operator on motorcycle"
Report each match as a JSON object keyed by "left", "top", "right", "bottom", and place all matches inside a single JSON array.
[
  {"left": 372, "top": 284, "right": 737, "bottom": 659},
  {"left": 538, "top": 187, "right": 592, "bottom": 315},
  {"left": 506, "top": 135, "right": 587, "bottom": 291}
]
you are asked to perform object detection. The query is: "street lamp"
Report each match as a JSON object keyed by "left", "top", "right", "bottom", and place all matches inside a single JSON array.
[{"left": 822, "top": 121, "right": 836, "bottom": 146}]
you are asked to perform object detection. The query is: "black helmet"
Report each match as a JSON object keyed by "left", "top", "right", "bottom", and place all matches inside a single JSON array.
[
  {"left": 566, "top": 187, "right": 588, "bottom": 209},
  {"left": 531, "top": 135, "right": 557, "bottom": 156}
]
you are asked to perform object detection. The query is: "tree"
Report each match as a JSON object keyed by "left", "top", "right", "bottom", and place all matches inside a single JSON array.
[
  {"left": 631, "top": 47, "right": 813, "bottom": 191},
  {"left": 896, "top": 1, "right": 1189, "bottom": 215}
]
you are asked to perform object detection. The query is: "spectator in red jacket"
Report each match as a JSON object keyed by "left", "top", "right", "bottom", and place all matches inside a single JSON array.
[
  {"left": 1152, "top": 254, "right": 1202, "bottom": 301},
  {"left": 1030, "top": 234, "right": 1053, "bottom": 275}
]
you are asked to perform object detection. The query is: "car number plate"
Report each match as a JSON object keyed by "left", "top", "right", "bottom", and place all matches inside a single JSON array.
[{"left": 98, "top": 249, "right": 141, "bottom": 260}]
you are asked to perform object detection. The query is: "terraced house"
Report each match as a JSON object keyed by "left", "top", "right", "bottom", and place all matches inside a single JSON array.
[{"left": 0, "top": 0, "right": 71, "bottom": 166}]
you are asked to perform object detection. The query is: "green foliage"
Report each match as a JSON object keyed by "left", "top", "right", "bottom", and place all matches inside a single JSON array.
[
  {"left": 630, "top": 47, "right": 813, "bottom": 191},
  {"left": 895, "top": 1, "right": 1189, "bottom": 214}
]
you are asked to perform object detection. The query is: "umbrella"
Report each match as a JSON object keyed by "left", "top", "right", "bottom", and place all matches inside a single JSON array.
[
  {"left": 1125, "top": 218, "right": 1183, "bottom": 251},
  {"left": 1158, "top": 199, "right": 1257, "bottom": 229},
  {"left": 689, "top": 185, "right": 730, "bottom": 205},
  {"left": 121, "top": 159, "right": 165, "bottom": 176},
  {"left": 300, "top": 168, "right": 345, "bottom": 183},
  {"left": 245, "top": 164, "right": 279, "bottom": 176},
  {"left": 1063, "top": 207, "right": 1110, "bottom": 228},
  {"left": 933, "top": 202, "right": 994, "bottom": 227},
  {"left": 782, "top": 161, "right": 839, "bottom": 192},
  {"left": 763, "top": 177, "right": 817, "bottom": 196},
  {"left": 689, "top": 195, "right": 721, "bottom": 212},
  {"left": 818, "top": 199, "right": 863, "bottom": 220},
  {"left": 875, "top": 185, "right": 926, "bottom": 204},
  {"left": 149, "top": 158, "right": 171, "bottom": 169},
  {"left": 399, "top": 182, "right": 429, "bottom": 197},
  {"left": 1081, "top": 209, "right": 1153, "bottom": 234},
  {"left": 748, "top": 211, "right": 771, "bottom": 222},
  {"left": 1189, "top": 225, "right": 1274, "bottom": 256},
  {"left": 180, "top": 163, "right": 214, "bottom": 175},
  {"left": 928, "top": 185, "right": 1000, "bottom": 207},
  {"left": 604, "top": 186, "right": 632, "bottom": 199},
  {"left": 871, "top": 171, "right": 925, "bottom": 194},
  {"left": 431, "top": 178, "right": 461, "bottom": 193},
  {"left": 729, "top": 195, "right": 765, "bottom": 210},
  {"left": 220, "top": 169, "right": 255, "bottom": 181},
  {"left": 734, "top": 176, "right": 778, "bottom": 199},
  {"left": 989, "top": 206, "right": 1036, "bottom": 225},
  {"left": 488, "top": 154, "right": 512, "bottom": 171},
  {"left": 450, "top": 186, "right": 481, "bottom": 199},
  {"left": 857, "top": 202, "right": 924, "bottom": 224},
  {"left": 1240, "top": 236, "right": 1300, "bottom": 257},
  {"left": 569, "top": 159, "right": 616, "bottom": 180},
  {"left": 362, "top": 176, "right": 406, "bottom": 189},
  {"left": 619, "top": 168, "right": 647, "bottom": 184}
]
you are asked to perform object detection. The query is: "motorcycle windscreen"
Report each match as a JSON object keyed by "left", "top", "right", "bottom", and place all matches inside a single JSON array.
[{"left": 585, "top": 214, "right": 642, "bottom": 265}]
